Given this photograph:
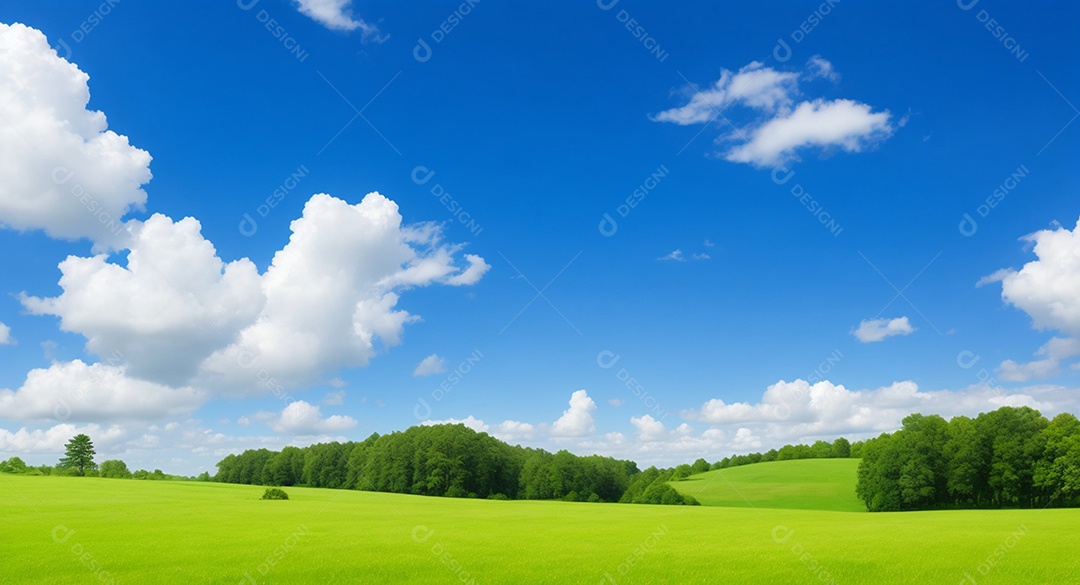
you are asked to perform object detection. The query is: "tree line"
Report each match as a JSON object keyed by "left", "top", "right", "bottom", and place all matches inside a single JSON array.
[
  {"left": 214, "top": 423, "right": 699, "bottom": 505},
  {"left": 856, "top": 406, "right": 1080, "bottom": 511},
  {"left": 0, "top": 433, "right": 207, "bottom": 481}
]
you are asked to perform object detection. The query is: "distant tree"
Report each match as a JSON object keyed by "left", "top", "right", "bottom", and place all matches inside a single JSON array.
[
  {"left": 197, "top": 471, "right": 211, "bottom": 482},
  {"left": 132, "top": 469, "right": 149, "bottom": 480},
  {"left": 691, "top": 458, "right": 710, "bottom": 475},
  {"left": 976, "top": 407, "right": 1047, "bottom": 507},
  {"left": 0, "top": 456, "right": 27, "bottom": 473},
  {"left": 831, "top": 438, "right": 851, "bottom": 458},
  {"left": 1033, "top": 413, "right": 1080, "bottom": 506},
  {"left": 268, "top": 446, "right": 305, "bottom": 486},
  {"left": 98, "top": 460, "right": 133, "bottom": 479},
  {"left": 671, "top": 464, "right": 693, "bottom": 480},
  {"left": 58, "top": 434, "right": 96, "bottom": 476},
  {"left": 810, "top": 440, "right": 833, "bottom": 458},
  {"left": 850, "top": 441, "right": 865, "bottom": 458},
  {"left": 944, "top": 416, "right": 981, "bottom": 505}
]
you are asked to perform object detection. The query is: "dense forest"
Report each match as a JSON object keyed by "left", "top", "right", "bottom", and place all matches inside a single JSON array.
[
  {"left": 214, "top": 423, "right": 700, "bottom": 505},
  {"left": 856, "top": 407, "right": 1080, "bottom": 511}
]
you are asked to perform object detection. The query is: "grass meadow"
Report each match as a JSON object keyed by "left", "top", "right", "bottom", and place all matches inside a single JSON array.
[
  {"left": 3, "top": 464, "right": 1078, "bottom": 584},
  {"left": 669, "top": 458, "right": 865, "bottom": 512}
]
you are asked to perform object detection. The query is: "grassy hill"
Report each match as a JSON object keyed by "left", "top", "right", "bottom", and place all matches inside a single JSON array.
[
  {"left": 3, "top": 473, "right": 1079, "bottom": 583},
  {"left": 669, "top": 459, "right": 864, "bottom": 512}
]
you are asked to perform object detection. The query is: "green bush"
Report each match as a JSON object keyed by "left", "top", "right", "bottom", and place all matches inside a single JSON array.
[
  {"left": 261, "top": 488, "right": 289, "bottom": 500},
  {"left": 0, "top": 456, "right": 27, "bottom": 474}
]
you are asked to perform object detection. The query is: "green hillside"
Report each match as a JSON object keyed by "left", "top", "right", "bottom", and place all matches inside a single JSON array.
[
  {"left": 670, "top": 459, "right": 864, "bottom": 512},
  {"left": 4, "top": 473, "right": 1079, "bottom": 583}
]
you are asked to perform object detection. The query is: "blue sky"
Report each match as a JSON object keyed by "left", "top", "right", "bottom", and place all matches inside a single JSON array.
[{"left": 1, "top": 0, "right": 1078, "bottom": 475}]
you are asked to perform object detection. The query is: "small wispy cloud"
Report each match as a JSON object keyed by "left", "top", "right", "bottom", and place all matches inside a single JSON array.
[
  {"left": 851, "top": 316, "right": 915, "bottom": 343},
  {"left": 413, "top": 354, "right": 447, "bottom": 377}
]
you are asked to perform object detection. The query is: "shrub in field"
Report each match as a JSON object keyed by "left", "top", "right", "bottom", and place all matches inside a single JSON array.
[
  {"left": 0, "top": 456, "right": 27, "bottom": 473},
  {"left": 262, "top": 488, "right": 289, "bottom": 500},
  {"left": 99, "top": 460, "right": 133, "bottom": 479}
]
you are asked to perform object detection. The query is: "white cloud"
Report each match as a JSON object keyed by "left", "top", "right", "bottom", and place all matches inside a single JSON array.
[
  {"left": 420, "top": 390, "right": 594, "bottom": 443},
  {"left": 197, "top": 193, "right": 488, "bottom": 394},
  {"left": 551, "top": 389, "right": 596, "bottom": 437},
  {"left": 0, "top": 23, "right": 151, "bottom": 246},
  {"left": 419, "top": 416, "right": 538, "bottom": 442},
  {"left": 997, "top": 337, "right": 1080, "bottom": 382},
  {"left": 608, "top": 398, "right": 625, "bottom": 407},
  {"left": 269, "top": 400, "right": 357, "bottom": 434},
  {"left": 731, "top": 427, "right": 762, "bottom": 450},
  {"left": 653, "top": 59, "right": 895, "bottom": 168},
  {"left": 630, "top": 414, "right": 667, "bottom": 441},
  {"left": 293, "top": 0, "right": 385, "bottom": 41},
  {"left": 0, "top": 422, "right": 125, "bottom": 454},
  {"left": 24, "top": 190, "right": 488, "bottom": 398},
  {"left": 443, "top": 254, "right": 491, "bottom": 286},
  {"left": 492, "top": 420, "right": 537, "bottom": 441},
  {"left": 725, "top": 99, "right": 894, "bottom": 168},
  {"left": 322, "top": 390, "right": 346, "bottom": 406},
  {"left": 0, "top": 322, "right": 12, "bottom": 345},
  {"left": 984, "top": 218, "right": 1080, "bottom": 382},
  {"left": 658, "top": 250, "right": 685, "bottom": 262},
  {"left": 805, "top": 55, "right": 839, "bottom": 82},
  {"left": 22, "top": 214, "right": 264, "bottom": 386},
  {"left": 851, "top": 316, "right": 916, "bottom": 343},
  {"left": 990, "top": 217, "right": 1080, "bottom": 337},
  {"left": 413, "top": 354, "right": 447, "bottom": 377},
  {"left": 682, "top": 378, "right": 1073, "bottom": 443},
  {"left": 692, "top": 253, "right": 711, "bottom": 261},
  {"left": 0, "top": 360, "right": 203, "bottom": 422},
  {"left": 652, "top": 61, "right": 799, "bottom": 125},
  {"left": 421, "top": 415, "right": 490, "bottom": 433}
]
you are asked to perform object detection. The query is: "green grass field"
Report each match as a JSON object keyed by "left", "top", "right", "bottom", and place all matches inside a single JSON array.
[
  {"left": 670, "top": 459, "right": 865, "bottom": 512},
  {"left": 3, "top": 470, "right": 1078, "bottom": 584}
]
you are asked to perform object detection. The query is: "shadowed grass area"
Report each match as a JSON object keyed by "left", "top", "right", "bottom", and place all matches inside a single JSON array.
[
  {"left": 669, "top": 459, "right": 865, "bottom": 512},
  {"left": 2, "top": 473, "right": 1078, "bottom": 584}
]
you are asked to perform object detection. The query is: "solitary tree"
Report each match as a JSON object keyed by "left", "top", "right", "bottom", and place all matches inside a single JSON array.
[{"left": 58, "top": 434, "right": 96, "bottom": 476}]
